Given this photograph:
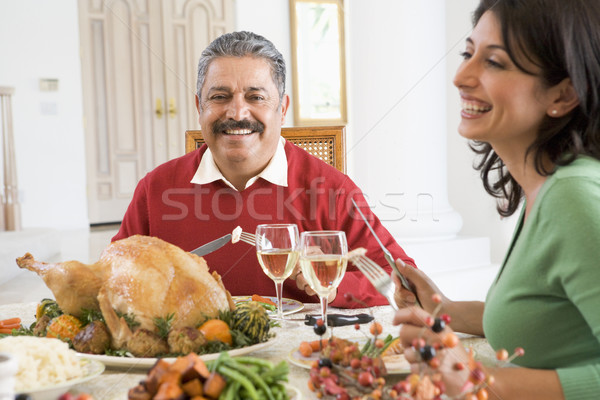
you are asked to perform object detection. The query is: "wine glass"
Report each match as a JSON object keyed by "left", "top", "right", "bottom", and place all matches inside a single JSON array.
[
  {"left": 255, "top": 224, "right": 300, "bottom": 322},
  {"left": 299, "top": 231, "right": 348, "bottom": 328}
]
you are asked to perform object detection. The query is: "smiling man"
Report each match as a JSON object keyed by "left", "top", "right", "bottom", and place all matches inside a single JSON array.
[
  {"left": 113, "top": 31, "right": 415, "bottom": 308},
  {"left": 196, "top": 55, "right": 287, "bottom": 191}
]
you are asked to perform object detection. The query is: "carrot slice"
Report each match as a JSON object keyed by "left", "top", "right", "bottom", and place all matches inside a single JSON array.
[
  {"left": 0, "top": 318, "right": 20, "bottom": 327},
  {"left": 251, "top": 294, "right": 276, "bottom": 306},
  {"left": 309, "top": 339, "right": 328, "bottom": 351},
  {"left": 299, "top": 341, "right": 313, "bottom": 357}
]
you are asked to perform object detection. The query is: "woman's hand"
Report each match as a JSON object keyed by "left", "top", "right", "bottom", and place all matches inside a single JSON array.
[
  {"left": 392, "top": 259, "right": 450, "bottom": 314},
  {"left": 393, "top": 306, "right": 472, "bottom": 397},
  {"left": 392, "top": 261, "right": 485, "bottom": 335}
]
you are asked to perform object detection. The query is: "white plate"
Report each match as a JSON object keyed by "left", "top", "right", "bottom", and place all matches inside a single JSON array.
[
  {"left": 285, "top": 383, "right": 302, "bottom": 400},
  {"left": 84, "top": 337, "right": 275, "bottom": 369},
  {"left": 16, "top": 357, "right": 105, "bottom": 400},
  {"left": 287, "top": 345, "right": 410, "bottom": 375},
  {"left": 233, "top": 295, "right": 304, "bottom": 316}
]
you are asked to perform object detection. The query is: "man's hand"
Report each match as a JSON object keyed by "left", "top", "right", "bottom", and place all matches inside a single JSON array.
[{"left": 290, "top": 265, "right": 336, "bottom": 303}]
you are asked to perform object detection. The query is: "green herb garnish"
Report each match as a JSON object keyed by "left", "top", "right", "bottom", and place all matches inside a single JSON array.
[
  {"left": 116, "top": 311, "right": 140, "bottom": 331},
  {"left": 154, "top": 313, "right": 175, "bottom": 338}
]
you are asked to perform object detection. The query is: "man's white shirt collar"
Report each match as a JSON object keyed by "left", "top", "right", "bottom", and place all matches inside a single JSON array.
[{"left": 190, "top": 136, "right": 288, "bottom": 190}]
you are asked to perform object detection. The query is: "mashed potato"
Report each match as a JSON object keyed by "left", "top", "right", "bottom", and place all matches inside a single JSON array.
[{"left": 0, "top": 336, "right": 83, "bottom": 391}]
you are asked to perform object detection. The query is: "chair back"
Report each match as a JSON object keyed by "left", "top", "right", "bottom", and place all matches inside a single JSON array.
[{"left": 185, "top": 126, "right": 346, "bottom": 173}]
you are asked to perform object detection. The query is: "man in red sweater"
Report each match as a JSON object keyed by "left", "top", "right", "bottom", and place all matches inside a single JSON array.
[{"left": 113, "top": 31, "right": 415, "bottom": 308}]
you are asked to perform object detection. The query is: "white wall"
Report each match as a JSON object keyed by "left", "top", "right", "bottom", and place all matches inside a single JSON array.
[
  {"left": 0, "top": 0, "right": 514, "bottom": 264},
  {"left": 444, "top": 0, "right": 519, "bottom": 263},
  {"left": 0, "top": 0, "right": 88, "bottom": 230}
]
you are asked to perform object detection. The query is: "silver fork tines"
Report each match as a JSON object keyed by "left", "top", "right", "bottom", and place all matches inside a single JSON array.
[
  {"left": 349, "top": 254, "right": 399, "bottom": 311},
  {"left": 239, "top": 232, "right": 256, "bottom": 246}
]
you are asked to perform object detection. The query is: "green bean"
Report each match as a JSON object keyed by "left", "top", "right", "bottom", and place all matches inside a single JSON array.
[
  {"left": 223, "top": 360, "right": 274, "bottom": 400},
  {"left": 273, "top": 383, "right": 287, "bottom": 400},
  {"left": 218, "top": 365, "right": 260, "bottom": 400},
  {"left": 212, "top": 353, "right": 290, "bottom": 400},
  {"left": 261, "top": 361, "right": 289, "bottom": 383},
  {"left": 221, "top": 380, "right": 240, "bottom": 400},
  {"left": 233, "top": 356, "right": 274, "bottom": 369},
  {"left": 207, "top": 351, "right": 232, "bottom": 372}
]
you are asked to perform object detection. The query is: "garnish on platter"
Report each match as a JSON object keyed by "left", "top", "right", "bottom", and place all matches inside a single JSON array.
[
  {"left": 251, "top": 293, "right": 277, "bottom": 306},
  {"left": 305, "top": 293, "right": 524, "bottom": 399},
  {"left": 232, "top": 295, "right": 305, "bottom": 316},
  {"left": 1, "top": 298, "right": 273, "bottom": 359},
  {"left": 129, "top": 351, "right": 292, "bottom": 400}
]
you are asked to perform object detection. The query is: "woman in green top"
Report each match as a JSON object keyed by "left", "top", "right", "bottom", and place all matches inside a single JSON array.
[{"left": 392, "top": 0, "right": 600, "bottom": 399}]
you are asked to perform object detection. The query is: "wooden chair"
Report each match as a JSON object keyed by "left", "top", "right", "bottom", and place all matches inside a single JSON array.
[{"left": 185, "top": 126, "right": 346, "bottom": 173}]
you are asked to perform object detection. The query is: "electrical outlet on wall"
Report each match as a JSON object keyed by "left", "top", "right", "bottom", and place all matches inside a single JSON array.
[{"left": 40, "top": 102, "right": 58, "bottom": 115}]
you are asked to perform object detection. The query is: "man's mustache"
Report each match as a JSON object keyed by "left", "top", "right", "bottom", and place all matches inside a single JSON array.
[{"left": 211, "top": 119, "right": 265, "bottom": 134}]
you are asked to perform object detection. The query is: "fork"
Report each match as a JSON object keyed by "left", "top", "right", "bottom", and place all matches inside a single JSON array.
[
  {"left": 238, "top": 231, "right": 277, "bottom": 248},
  {"left": 349, "top": 254, "right": 399, "bottom": 311},
  {"left": 239, "top": 232, "right": 256, "bottom": 246}
]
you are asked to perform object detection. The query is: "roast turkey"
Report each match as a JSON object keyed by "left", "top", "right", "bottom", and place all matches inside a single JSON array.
[{"left": 16, "top": 235, "right": 234, "bottom": 349}]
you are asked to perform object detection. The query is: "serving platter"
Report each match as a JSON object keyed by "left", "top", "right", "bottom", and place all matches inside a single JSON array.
[
  {"left": 83, "top": 337, "right": 275, "bottom": 369},
  {"left": 16, "top": 357, "right": 105, "bottom": 400},
  {"left": 232, "top": 295, "right": 304, "bottom": 316}
]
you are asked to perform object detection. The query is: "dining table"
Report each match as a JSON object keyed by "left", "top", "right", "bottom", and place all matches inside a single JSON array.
[{"left": 0, "top": 301, "right": 496, "bottom": 400}]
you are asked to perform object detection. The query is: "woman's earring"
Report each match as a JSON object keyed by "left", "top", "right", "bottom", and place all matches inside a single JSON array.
[{"left": 551, "top": 109, "right": 558, "bottom": 115}]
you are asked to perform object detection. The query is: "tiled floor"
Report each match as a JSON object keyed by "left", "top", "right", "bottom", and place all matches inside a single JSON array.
[{"left": 0, "top": 226, "right": 119, "bottom": 305}]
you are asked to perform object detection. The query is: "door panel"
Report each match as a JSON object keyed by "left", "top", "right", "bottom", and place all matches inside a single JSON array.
[
  {"left": 162, "top": 1, "right": 214, "bottom": 160},
  {"left": 79, "top": 0, "right": 233, "bottom": 224}
]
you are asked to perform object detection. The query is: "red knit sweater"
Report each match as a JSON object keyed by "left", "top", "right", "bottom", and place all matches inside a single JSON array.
[{"left": 113, "top": 141, "right": 415, "bottom": 307}]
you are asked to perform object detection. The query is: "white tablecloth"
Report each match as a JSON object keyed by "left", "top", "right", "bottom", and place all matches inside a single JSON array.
[{"left": 0, "top": 302, "right": 494, "bottom": 399}]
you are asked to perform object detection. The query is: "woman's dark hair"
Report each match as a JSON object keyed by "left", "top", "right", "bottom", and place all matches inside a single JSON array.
[{"left": 470, "top": 0, "right": 600, "bottom": 216}]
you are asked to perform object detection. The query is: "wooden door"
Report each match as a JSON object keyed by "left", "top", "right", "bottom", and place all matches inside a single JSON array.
[{"left": 79, "top": 0, "right": 233, "bottom": 224}]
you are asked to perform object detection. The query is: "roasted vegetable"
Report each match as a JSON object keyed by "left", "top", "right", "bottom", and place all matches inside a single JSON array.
[
  {"left": 36, "top": 298, "right": 62, "bottom": 320},
  {"left": 231, "top": 301, "right": 270, "bottom": 343},
  {"left": 128, "top": 353, "right": 222, "bottom": 400},
  {"left": 198, "top": 319, "right": 232, "bottom": 345},
  {"left": 46, "top": 314, "right": 83, "bottom": 341},
  {"left": 72, "top": 320, "right": 111, "bottom": 354}
]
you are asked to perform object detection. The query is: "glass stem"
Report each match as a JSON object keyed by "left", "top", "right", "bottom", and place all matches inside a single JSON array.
[
  {"left": 275, "top": 280, "right": 284, "bottom": 320},
  {"left": 320, "top": 294, "right": 328, "bottom": 328}
]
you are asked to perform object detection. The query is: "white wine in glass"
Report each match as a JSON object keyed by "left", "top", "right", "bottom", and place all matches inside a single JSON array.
[
  {"left": 255, "top": 224, "right": 300, "bottom": 321},
  {"left": 299, "top": 231, "right": 348, "bottom": 328}
]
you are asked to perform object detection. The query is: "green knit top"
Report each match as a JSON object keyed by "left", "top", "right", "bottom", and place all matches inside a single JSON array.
[{"left": 483, "top": 156, "right": 600, "bottom": 400}]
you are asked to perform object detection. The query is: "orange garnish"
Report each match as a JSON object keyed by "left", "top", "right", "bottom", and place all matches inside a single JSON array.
[
  {"left": 251, "top": 294, "right": 276, "bottom": 306},
  {"left": 0, "top": 318, "right": 21, "bottom": 328},
  {"left": 198, "top": 319, "right": 232, "bottom": 345}
]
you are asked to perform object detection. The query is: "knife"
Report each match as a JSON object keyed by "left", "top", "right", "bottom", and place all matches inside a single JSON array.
[
  {"left": 304, "top": 313, "right": 374, "bottom": 327},
  {"left": 351, "top": 198, "right": 421, "bottom": 306},
  {"left": 272, "top": 313, "right": 374, "bottom": 327},
  {"left": 191, "top": 233, "right": 232, "bottom": 256}
]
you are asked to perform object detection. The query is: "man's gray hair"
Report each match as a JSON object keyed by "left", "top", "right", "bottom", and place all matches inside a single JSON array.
[{"left": 196, "top": 31, "right": 286, "bottom": 103}]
